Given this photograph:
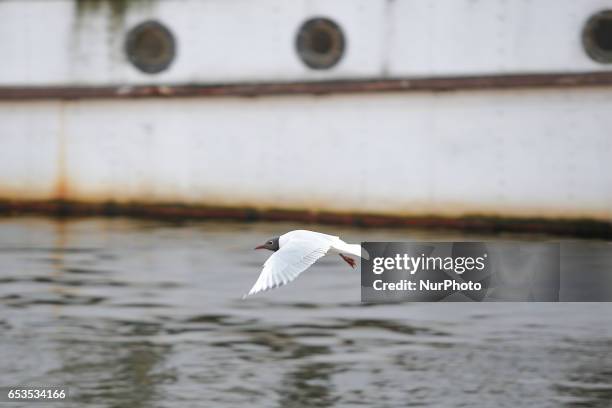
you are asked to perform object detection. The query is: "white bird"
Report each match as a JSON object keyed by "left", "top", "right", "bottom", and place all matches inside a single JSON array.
[{"left": 244, "top": 230, "right": 369, "bottom": 297}]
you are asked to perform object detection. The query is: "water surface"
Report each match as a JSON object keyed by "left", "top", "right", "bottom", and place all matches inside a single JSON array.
[{"left": 0, "top": 217, "right": 611, "bottom": 407}]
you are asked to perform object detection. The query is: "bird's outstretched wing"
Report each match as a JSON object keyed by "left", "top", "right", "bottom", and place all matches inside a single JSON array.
[{"left": 245, "top": 237, "right": 331, "bottom": 297}]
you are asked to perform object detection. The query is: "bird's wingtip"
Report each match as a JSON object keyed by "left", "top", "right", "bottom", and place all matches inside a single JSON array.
[{"left": 243, "top": 289, "right": 258, "bottom": 299}]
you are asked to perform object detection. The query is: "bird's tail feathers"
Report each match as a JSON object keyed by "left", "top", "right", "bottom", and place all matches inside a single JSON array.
[{"left": 336, "top": 241, "right": 370, "bottom": 260}]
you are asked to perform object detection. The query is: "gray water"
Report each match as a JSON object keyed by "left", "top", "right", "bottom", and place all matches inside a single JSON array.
[{"left": 0, "top": 217, "right": 611, "bottom": 408}]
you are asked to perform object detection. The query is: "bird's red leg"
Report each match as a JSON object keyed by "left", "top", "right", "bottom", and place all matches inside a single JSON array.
[{"left": 339, "top": 254, "right": 357, "bottom": 268}]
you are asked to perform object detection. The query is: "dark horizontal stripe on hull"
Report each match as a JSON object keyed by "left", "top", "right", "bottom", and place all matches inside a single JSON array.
[
  {"left": 0, "top": 199, "right": 610, "bottom": 239},
  {"left": 2, "top": 71, "right": 612, "bottom": 100}
]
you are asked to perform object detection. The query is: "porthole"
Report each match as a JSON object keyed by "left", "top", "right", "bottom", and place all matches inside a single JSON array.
[
  {"left": 125, "top": 20, "right": 176, "bottom": 74},
  {"left": 296, "top": 17, "right": 345, "bottom": 70},
  {"left": 582, "top": 10, "right": 612, "bottom": 63}
]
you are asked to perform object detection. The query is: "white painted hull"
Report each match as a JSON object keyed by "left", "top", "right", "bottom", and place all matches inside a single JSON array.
[
  {"left": 1, "top": 0, "right": 612, "bottom": 85},
  {"left": 1, "top": 0, "right": 611, "bottom": 228},
  {"left": 2, "top": 88, "right": 611, "bottom": 221}
]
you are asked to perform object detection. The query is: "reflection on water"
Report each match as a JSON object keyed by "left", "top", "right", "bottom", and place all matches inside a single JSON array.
[{"left": 0, "top": 217, "right": 611, "bottom": 407}]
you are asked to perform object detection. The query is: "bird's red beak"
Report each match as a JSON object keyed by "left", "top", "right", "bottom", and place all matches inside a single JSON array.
[{"left": 254, "top": 244, "right": 265, "bottom": 250}]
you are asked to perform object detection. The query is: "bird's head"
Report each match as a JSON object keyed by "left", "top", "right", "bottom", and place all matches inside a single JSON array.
[{"left": 254, "top": 237, "right": 280, "bottom": 252}]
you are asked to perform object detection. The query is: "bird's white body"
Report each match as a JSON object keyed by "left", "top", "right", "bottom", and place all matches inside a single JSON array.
[
  {"left": 245, "top": 230, "right": 369, "bottom": 297},
  {"left": 278, "top": 230, "right": 363, "bottom": 258}
]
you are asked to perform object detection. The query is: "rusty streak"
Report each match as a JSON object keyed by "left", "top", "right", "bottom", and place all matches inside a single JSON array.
[
  {"left": 2, "top": 71, "right": 612, "bottom": 100},
  {"left": 0, "top": 200, "right": 610, "bottom": 239}
]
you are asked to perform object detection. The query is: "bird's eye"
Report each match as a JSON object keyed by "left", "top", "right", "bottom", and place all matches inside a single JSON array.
[{"left": 268, "top": 241, "right": 272, "bottom": 244}]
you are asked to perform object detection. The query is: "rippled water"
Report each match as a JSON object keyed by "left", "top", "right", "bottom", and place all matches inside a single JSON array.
[{"left": 0, "top": 217, "right": 611, "bottom": 407}]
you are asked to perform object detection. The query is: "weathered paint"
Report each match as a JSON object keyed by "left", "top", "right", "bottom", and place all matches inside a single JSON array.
[
  {"left": 1, "top": 89, "right": 611, "bottom": 237},
  {"left": 2, "top": 0, "right": 612, "bottom": 86},
  {"left": 3, "top": 71, "right": 612, "bottom": 100},
  {"left": 75, "top": 0, "right": 136, "bottom": 18},
  {"left": 2, "top": 0, "right": 612, "bottom": 237}
]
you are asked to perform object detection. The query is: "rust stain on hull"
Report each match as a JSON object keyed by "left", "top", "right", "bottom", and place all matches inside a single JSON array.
[
  {"left": 55, "top": 104, "right": 69, "bottom": 200},
  {"left": 2, "top": 71, "right": 612, "bottom": 100},
  {"left": 0, "top": 199, "right": 610, "bottom": 239}
]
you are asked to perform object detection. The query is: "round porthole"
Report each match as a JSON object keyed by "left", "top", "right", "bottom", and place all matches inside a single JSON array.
[
  {"left": 125, "top": 20, "right": 176, "bottom": 74},
  {"left": 582, "top": 10, "right": 612, "bottom": 63},
  {"left": 296, "top": 17, "right": 345, "bottom": 70}
]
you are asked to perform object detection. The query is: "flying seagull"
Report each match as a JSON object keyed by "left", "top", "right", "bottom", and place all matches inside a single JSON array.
[{"left": 244, "top": 230, "right": 369, "bottom": 297}]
